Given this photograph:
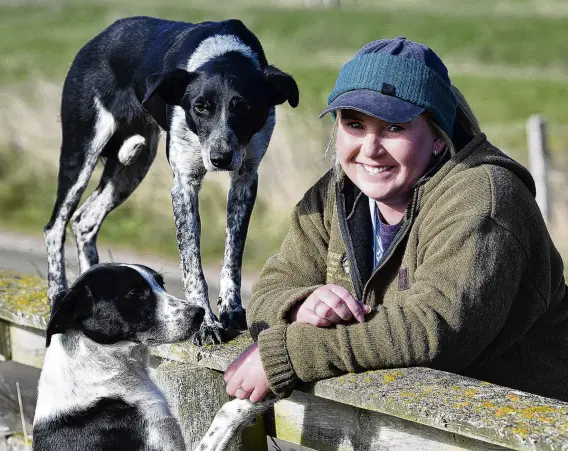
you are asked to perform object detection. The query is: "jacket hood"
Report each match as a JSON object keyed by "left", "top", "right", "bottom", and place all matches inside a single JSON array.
[{"left": 426, "top": 134, "right": 537, "bottom": 198}]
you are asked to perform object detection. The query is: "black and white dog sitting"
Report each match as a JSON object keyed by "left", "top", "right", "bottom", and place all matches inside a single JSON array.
[
  {"left": 43, "top": 16, "right": 299, "bottom": 344},
  {"left": 32, "top": 263, "right": 205, "bottom": 450},
  {"left": 33, "top": 262, "right": 277, "bottom": 451}
]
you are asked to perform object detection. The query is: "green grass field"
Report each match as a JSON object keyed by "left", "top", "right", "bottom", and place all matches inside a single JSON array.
[{"left": 1, "top": 0, "right": 567, "bottom": 269}]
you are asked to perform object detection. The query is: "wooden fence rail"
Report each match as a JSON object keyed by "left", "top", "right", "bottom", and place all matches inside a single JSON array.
[{"left": 1, "top": 270, "right": 568, "bottom": 450}]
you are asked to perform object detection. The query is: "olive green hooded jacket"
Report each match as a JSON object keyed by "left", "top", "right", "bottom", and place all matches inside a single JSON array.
[{"left": 248, "top": 134, "right": 568, "bottom": 401}]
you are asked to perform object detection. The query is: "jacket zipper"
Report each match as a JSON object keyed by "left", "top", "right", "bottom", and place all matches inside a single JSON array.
[
  {"left": 362, "top": 188, "right": 421, "bottom": 303},
  {"left": 336, "top": 184, "right": 365, "bottom": 301}
]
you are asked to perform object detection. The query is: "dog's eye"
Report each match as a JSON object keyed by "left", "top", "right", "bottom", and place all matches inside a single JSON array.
[
  {"left": 127, "top": 289, "right": 143, "bottom": 299},
  {"left": 193, "top": 102, "right": 209, "bottom": 115}
]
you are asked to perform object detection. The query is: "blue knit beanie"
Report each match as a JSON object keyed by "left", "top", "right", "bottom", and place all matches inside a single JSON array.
[{"left": 319, "top": 37, "right": 457, "bottom": 137}]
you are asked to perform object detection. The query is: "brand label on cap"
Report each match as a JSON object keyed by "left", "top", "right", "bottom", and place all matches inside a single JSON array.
[{"left": 381, "top": 83, "right": 396, "bottom": 96}]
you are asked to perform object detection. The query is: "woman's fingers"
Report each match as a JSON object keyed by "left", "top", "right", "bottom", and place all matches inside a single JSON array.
[
  {"left": 298, "top": 305, "right": 333, "bottom": 327},
  {"left": 235, "top": 385, "right": 252, "bottom": 400},
  {"left": 295, "top": 284, "right": 371, "bottom": 327},
  {"left": 249, "top": 386, "right": 269, "bottom": 404},
  {"left": 328, "top": 285, "right": 370, "bottom": 322},
  {"left": 315, "top": 290, "right": 351, "bottom": 321},
  {"left": 225, "top": 373, "right": 244, "bottom": 397}
]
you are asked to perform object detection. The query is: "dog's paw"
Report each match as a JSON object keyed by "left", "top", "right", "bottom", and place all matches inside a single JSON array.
[
  {"left": 218, "top": 302, "right": 247, "bottom": 331},
  {"left": 192, "top": 321, "right": 225, "bottom": 346}
]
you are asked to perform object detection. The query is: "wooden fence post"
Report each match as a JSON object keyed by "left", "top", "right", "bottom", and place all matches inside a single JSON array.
[
  {"left": 154, "top": 361, "right": 268, "bottom": 451},
  {"left": 526, "top": 115, "right": 550, "bottom": 225}
]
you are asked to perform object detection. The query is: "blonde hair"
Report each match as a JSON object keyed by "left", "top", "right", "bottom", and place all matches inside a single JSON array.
[{"left": 326, "top": 84, "right": 481, "bottom": 168}]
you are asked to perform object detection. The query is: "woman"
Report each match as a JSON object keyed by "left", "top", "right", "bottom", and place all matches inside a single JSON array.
[{"left": 224, "top": 37, "right": 568, "bottom": 403}]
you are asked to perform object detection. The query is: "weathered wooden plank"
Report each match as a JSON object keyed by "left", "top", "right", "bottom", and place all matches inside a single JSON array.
[
  {"left": 8, "top": 324, "right": 45, "bottom": 369},
  {"left": 152, "top": 332, "right": 253, "bottom": 372},
  {"left": 0, "top": 319, "right": 10, "bottom": 361},
  {"left": 268, "top": 391, "right": 506, "bottom": 451},
  {"left": 155, "top": 361, "right": 268, "bottom": 451},
  {"left": 3, "top": 270, "right": 568, "bottom": 450},
  {"left": 310, "top": 370, "right": 568, "bottom": 451},
  {"left": 0, "top": 271, "right": 49, "bottom": 330}
]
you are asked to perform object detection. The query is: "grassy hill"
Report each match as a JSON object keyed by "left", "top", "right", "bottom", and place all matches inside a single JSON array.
[{"left": 1, "top": 0, "right": 567, "bottom": 269}]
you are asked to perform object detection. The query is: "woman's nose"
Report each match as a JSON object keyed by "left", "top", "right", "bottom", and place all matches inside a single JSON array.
[{"left": 360, "top": 132, "right": 384, "bottom": 158}]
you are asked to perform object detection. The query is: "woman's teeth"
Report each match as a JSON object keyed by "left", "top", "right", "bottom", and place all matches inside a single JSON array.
[{"left": 363, "top": 164, "right": 392, "bottom": 174}]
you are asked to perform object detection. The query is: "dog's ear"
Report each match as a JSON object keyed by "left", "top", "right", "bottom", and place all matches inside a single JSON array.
[
  {"left": 264, "top": 65, "right": 299, "bottom": 108},
  {"left": 45, "top": 286, "right": 92, "bottom": 347},
  {"left": 141, "top": 69, "right": 198, "bottom": 129}
]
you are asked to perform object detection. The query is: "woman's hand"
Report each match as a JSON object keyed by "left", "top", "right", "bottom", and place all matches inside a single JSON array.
[
  {"left": 224, "top": 342, "right": 271, "bottom": 403},
  {"left": 289, "top": 284, "right": 371, "bottom": 327}
]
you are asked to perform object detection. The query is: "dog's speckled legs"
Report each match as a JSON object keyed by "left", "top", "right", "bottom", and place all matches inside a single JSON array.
[
  {"left": 170, "top": 172, "right": 225, "bottom": 345},
  {"left": 71, "top": 130, "right": 159, "bottom": 273},
  {"left": 217, "top": 170, "right": 258, "bottom": 331}
]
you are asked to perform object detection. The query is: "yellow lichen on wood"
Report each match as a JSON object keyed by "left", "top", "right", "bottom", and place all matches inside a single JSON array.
[
  {"left": 382, "top": 370, "right": 404, "bottom": 384},
  {"left": 511, "top": 427, "right": 529, "bottom": 438},
  {"left": 520, "top": 406, "right": 559, "bottom": 421},
  {"left": 492, "top": 404, "right": 565, "bottom": 423},
  {"left": 507, "top": 394, "right": 521, "bottom": 402},
  {"left": 495, "top": 407, "right": 517, "bottom": 417},
  {"left": 454, "top": 401, "right": 470, "bottom": 408},
  {"left": 463, "top": 389, "right": 478, "bottom": 398},
  {"left": 0, "top": 271, "right": 50, "bottom": 320},
  {"left": 398, "top": 391, "right": 418, "bottom": 399}
]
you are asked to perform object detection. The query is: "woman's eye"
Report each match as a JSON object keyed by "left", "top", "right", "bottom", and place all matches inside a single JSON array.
[
  {"left": 386, "top": 124, "right": 405, "bottom": 133},
  {"left": 347, "top": 121, "right": 363, "bottom": 129}
]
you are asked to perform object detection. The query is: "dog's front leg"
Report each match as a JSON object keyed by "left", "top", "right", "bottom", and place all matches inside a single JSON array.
[
  {"left": 171, "top": 173, "right": 224, "bottom": 345},
  {"left": 194, "top": 397, "right": 277, "bottom": 451},
  {"left": 217, "top": 169, "right": 258, "bottom": 331}
]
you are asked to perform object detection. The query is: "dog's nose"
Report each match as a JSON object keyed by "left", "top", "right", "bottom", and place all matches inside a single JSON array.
[{"left": 210, "top": 152, "right": 233, "bottom": 169}]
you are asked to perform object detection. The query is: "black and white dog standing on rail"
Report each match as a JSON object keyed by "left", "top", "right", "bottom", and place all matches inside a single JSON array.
[
  {"left": 43, "top": 17, "right": 299, "bottom": 344},
  {"left": 32, "top": 262, "right": 276, "bottom": 451}
]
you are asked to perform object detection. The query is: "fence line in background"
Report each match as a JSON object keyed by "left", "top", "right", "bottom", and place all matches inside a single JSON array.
[{"left": 526, "top": 115, "right": 551, "bottom": 225}]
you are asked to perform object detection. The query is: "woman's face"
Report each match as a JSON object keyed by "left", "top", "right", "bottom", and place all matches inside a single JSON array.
[{"left": 336, "top": 109, "right": 444, "bottom": 212}]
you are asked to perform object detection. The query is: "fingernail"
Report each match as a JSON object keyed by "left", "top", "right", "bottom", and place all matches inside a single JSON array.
[{"left": 365, "top": 305, "right": 371, "bottom": 313}]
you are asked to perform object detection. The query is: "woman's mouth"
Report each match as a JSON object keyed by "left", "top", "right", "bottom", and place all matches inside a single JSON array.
[{"left": 361, "top": 163, "right": 394, "bottom": 174}]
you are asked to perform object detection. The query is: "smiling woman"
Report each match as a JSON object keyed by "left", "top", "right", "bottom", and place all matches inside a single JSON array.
[
  {"left": 223, "top": 36, "right": 568, "bottom": 406},
  {"left": 334, "top": 111, "right": 443, "bottom": 224}
]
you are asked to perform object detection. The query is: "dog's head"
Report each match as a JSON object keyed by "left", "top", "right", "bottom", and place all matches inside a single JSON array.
[
  {"left": 141, "top": 53, "right": 299, "bottom": 172},
  {"left": 45, "top": 263, "right": 205, "bottom": 347}
]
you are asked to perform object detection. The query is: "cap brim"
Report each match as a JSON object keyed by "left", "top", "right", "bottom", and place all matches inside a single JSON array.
[{"left": 318, "top": 89, "right": 424, "bottom": 123}]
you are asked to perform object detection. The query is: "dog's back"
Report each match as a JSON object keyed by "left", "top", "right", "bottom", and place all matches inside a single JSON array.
[{"left": 63, "top": 16, "right": 267, "bottom": 122}]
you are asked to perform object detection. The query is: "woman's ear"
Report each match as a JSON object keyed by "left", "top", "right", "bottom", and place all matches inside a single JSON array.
[{"left": 433, "top": 137, "right": 445, "bottom": 156}]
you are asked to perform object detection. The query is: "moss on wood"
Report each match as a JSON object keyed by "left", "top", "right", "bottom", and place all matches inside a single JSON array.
[{"left": 0, "top": 270, "right": 49, "bottom": 329}]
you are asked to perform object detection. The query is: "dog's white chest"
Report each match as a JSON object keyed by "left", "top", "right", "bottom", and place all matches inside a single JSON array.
[{"left": 34, "top": 335, "right": 172, "bottom": 425}]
